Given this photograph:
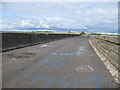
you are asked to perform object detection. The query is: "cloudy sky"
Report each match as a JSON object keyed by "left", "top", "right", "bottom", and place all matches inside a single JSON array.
[{"left": 1, "top": 2, "right": 118, "bottom": 33}]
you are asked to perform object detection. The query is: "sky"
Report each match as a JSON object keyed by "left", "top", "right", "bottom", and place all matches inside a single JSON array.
[{"left": 1, "top": 2, "right": 118, "bottom": 33}]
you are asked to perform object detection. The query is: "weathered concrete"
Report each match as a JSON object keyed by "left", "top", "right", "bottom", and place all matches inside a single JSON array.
[
  {"left": 89, "top": 35, "right": 120, "bottom": 84},
  {"left": 2, "top": 36, "right": 118, "bottom": 88}
]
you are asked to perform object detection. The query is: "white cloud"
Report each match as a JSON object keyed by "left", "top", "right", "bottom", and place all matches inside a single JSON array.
[
  {"left": 2, "top": 2, "right": 118, "bottom": 33},
  {"left": 3, "top": 24, "right": 13, "bottom": 30},
  {"left": 2, "top": 0, "right": 119, "bottom": 2},
  {"left": 40, "top": 24, "right": 50, "bottom": 28},
  {"left": 21, "top": 20, "right": 29, "bottom": 26},
  {"left": 2, "top": 21, "right": 16, "bottom": 30},
  {"left": 104, "top": 20, "right": 114, "bottom": 24},
  {"left": 82, "top": 26, "right": 88, "bottom": 30},
  {"left": 21, "top": 19, "right": 36, "bottom": 27},
  {"left": 46, "top": 17, "right": 62, "bottom": 22},
  {"left": 20, "top": 18, "right": 50, "bottom": 29}
]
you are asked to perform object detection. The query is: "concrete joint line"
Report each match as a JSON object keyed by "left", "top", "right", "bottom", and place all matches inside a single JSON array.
[{"left": 89, "top": 39, "right": 119, "bottom": 84}]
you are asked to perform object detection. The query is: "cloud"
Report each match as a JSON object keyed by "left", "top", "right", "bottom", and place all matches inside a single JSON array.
[
  {"left": 38, "top": 24, "right": 50, "bottom": 28},
  {"left": 2, "top": 2, "right": 118, "bottom": 33},
  {"left": 21, "top": 20, "right": 30, "bottom": 26},
  {"left": 2, "top": 24, "right": 13, "bottom": 30},
  {"left": 83, "top": 26, "right": 88, "bottom": 30},
  {"left": 104, "top": 20, "right": 114, "bottom": 24},
  {"left": 2, "top": 0, "right": 120, "bottom": 2},
  {"left": 20, "top": 18, "right": 50, "bottom": 29},
  {"left": 46, "top": 17, "right": 62, "bottom": 22}
]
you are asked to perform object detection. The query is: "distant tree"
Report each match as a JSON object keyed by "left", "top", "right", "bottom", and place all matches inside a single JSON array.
[
  {"left": 91, "top": 33, "right": 101, "bottom": 35},
  {"left": 80, "top": 32, "right": 85, "bottom": 36}
]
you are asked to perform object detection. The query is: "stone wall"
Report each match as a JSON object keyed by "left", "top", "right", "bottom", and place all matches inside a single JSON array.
[
  {"left": 89, "top": 35, "right": 120, "bottom": 83},
  {"left": 2, "top": 32, "right": 79, "bottom": 52}
]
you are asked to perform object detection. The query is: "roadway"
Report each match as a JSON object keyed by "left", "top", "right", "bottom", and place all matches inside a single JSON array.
[{"left": 2, "top": 36, "right": 118, "bottom": 88}]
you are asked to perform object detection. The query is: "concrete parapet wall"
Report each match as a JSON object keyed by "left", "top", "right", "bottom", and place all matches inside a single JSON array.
[
  {"left": 2, "top": 32, "right": 79, "bottom": 52},
  {"left": 89, "top": 35, "right": 120, "bottom": 83}
]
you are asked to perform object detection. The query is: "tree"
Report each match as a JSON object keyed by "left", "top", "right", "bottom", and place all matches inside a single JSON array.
[{"left": 80, "top": 32, "right": 85, "bottom": 36}]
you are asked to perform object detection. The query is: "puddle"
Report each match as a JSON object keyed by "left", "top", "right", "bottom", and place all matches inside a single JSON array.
[{"left": 76, "top": 65, "right": 94, "bottom": 72}]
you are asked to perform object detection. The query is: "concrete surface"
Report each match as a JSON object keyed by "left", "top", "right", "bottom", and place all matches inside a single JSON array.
[
  {"left": 2, "top": 36, "right": 118, "bottom": 88},
  {"left": 89, "top": 39, "right": 119, "bottom": 84},
  {"left": 89, "top": 35, "right": 120, "bottom": 84}
]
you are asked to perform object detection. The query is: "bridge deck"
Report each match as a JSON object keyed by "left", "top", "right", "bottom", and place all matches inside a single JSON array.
[{"left": 2, "top": 36, "right": 118, "bottom": 88}]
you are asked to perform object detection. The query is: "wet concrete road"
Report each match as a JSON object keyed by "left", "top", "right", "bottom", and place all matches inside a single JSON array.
[{"left": 2, "top": 36, "right": 118, "bottom": 88}]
